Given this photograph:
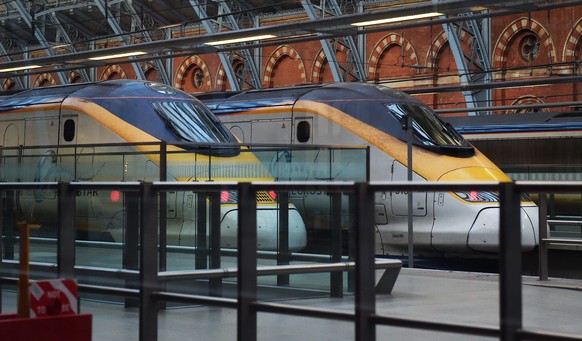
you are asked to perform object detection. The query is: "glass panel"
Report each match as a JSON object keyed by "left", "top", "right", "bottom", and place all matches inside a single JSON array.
[
  {"left": 387, "top": 103, "right": 464, "bottom": 147},
  {"left": 151, "top": 101, "right": 232, "bottom": 143}
]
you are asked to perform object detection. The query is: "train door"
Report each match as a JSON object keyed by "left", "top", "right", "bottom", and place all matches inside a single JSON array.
[
  {"left": 250, "top": 118, "right": 292, "bottom": 143},
  {"left": 24, "top": 116, "right": 59, "bottom": 146},
  {"left": 390, "top": 161, "right": 427, "bottom": 216},
  {"left": 388, "top": 160, "right": 434, "bottom": 248},
  {"left": 178, "top": 192, "right": 198, "bottom": 245},
  {"left": 1, "top": 121, "right": 23, "bottom": 181}
]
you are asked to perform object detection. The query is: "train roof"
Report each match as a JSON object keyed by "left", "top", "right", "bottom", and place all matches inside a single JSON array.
[
  {"left": 444, "top": 111, "right": 582, "bottom": 134},
  {"left": 197, "top": 82, "right": 417, "bottom": 114},
  {"left": 0, "top": 80, "right": 192, "bottom": 111}
]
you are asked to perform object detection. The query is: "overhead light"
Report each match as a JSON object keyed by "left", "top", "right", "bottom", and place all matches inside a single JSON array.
[
  {"left": 0, "top": 65, "right": 42, "bottom": 73},
  {"left": 51, "top": 44, "right": 71, "bottom": 50},
  {"left": 351, "top": 12, "right": 443, "bottom": 27},
  {"left": 160, "top": 23, "right": 182, "bottom": 29},
  {"left": 205, "top": 34, "right": 276, "bottom": 46},
  {"left": 89, "top": 51, "right": 147, "bottom": 61}
]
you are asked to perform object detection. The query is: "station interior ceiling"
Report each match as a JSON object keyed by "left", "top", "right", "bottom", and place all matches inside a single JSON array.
[{"left": 1, "top": 0, "right": 582, "bottom": 114}]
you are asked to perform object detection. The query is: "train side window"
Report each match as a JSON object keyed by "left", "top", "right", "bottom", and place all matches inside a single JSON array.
[
  {"left": 296, "top": 120, "right": 310, "bottom": 143},
  {"left": 63, "top": 119, "right": 75, "bottom": 142}
]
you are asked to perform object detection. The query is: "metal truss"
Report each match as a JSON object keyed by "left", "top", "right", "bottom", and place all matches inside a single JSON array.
[
  {"left": 434, "top": 0, "right": 492, "bottom": 115},
  {"left": 189, "top": 0, "right": 262, "bottom": 91},
  {"left": 92, "top": 0, "right": 145, "bottom": 80},
  {"left": 0, "top": 37, "right": 25, "bottom": 88},
  {"left": 2, "top": 0, "right": 69, "bottom": 84},
  {"left": 115, "top": 0, "right": 171, "bottom": 84},
  {"left": 301, "top": 0, "right": 366, "bottom": 82}
]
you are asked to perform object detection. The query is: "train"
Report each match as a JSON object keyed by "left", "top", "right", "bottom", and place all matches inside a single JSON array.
[
  {"left": 0, "top": 80, "right": 307, "bottom": 251},
  {"left": 197, "top": 82, "right": 540, "bottom": 257},
  {"left": 446, "top": 111, "right": 582, "bottom": 221}
]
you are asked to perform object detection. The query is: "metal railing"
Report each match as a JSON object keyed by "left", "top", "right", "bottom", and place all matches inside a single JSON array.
[{"left": 1, "top": 180, "right": 582, "bottom": 341}]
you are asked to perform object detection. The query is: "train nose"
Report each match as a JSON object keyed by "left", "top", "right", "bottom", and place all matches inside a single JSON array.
[{"left": 467, "top": 205, "right": 538, "bottom": 252}]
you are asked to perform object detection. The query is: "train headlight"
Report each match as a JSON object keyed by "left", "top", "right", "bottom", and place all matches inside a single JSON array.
[
  {"left": 220, "top": 190, "right": 277, "bottom": 204},
  {"left": 454, "top": 191, "right": 500, "bottom": 203},
  {"left": 220, "top": 191, "right": 238, "bottom": 204}
]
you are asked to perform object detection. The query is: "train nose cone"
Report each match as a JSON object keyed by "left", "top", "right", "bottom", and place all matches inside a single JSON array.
[{"left": 467, "top": 205, "right": 538, "bottom": 252}]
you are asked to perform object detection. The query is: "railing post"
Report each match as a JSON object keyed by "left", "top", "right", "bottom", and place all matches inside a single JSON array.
[
  {"left": 57, "top": 182, "right": 76, "bottom": 278},
  {"left": 538, "top": 193, "right": 549, "bottom": 281},
  {"left": 3, "top": 190, "right": 15, "bottom": 260},
  {"left": 355, "top": 182, "right": 376, "bottom": 341},
  {"left": 330, "top": 192, "right": 343, "bottom": 297},
  {"left": 277, "top": 191, "right": 290, "bottom": 286},
  {"left": 347, "top": 191, "right": 356, "bottom": 293},
  {"left": 139, "top": 182, "right": 158, "bottom": 341},
  {"left": 237, "top": 182, "right": 257, "bottom": 341},
  {"left": 158, "top": 142, "right": 168, "bottom": 284},
  {"left": 499, "top": 182, "right": 522, "bottom": 341},
  {"left": 209, "top": 191, "right": 222, "bottom": 296},
  {"left": 196, "top": 193, "right": 208, "bottom": 271},
  {"left": 124, "top": 190, "right": 140, "bottom": 308}
]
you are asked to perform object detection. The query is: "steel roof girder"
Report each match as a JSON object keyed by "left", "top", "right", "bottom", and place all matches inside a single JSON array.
[
  {"left": 7, "top": 0, "right": 68, "bottom": 84},
  {"left": 301, "top": 0, "right": 366, "bottom": 82},
  {"left": 124, "top": 0, "right": 170, "bottom": 84},
  {"left": 188, "top": 0, "right": 262, "bottom": 90},
  {"left": 93, "top": 0, "right": 145, "bottom": 79}
]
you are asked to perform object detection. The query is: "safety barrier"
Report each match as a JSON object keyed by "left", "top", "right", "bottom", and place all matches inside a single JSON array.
[
  {"left": 536, "top": 193, "right": 582, "bottom": 281},
  {"left": 1, "top": 180, "right": 582, "bottom": 341}
]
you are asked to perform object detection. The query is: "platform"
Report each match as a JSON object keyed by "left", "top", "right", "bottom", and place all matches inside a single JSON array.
[{"left": 3, "top": 267, "right": 582, "bottom": 341}]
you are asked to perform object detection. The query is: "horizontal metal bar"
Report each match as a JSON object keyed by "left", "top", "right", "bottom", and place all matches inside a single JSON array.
[
  {"left": 78, "top": 284, "right": 140, "bottom": 298},
  {"left": 514, "top": 181, "right": 582, "bottom": 193},
  {"left": 517, "top": 329, "right": 582, "bottom": 341},
  {"left": 252, "top": 301, "right": 354, "bottom": 322},
  {"left": 67, "top": 182, "right": 143, "bottom": 191},
  {"left": 151, "top": 181, "right": 239, "bottom": 192},
  {"left": 547, "top": 220, "right": 582, "bottom": 226},
  {"left": 371, "top": 314, "right": 500, "bottom": 338},
  {"left": 152, "top": 292, "right": 237, "bottom": 309},
  {"left": 542, "top": 238, "right": 582, "bottom": 245},
  {"left": 0, "top": 182, "right": 60, "bottom": 190},
  {"left": 159, "top": 260, "right": 401, "bottom": 281},
  {"left": 0, "top": 181, "right": 580, "bottom": 195}
]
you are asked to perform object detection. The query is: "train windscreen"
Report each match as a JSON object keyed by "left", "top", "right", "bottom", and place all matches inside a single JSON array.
[
  {"left": 151, "top": 100, "right": 233, "bottom": 143},
  {"left": 387, "top": 103, "right": 464, "bottom": 147}
]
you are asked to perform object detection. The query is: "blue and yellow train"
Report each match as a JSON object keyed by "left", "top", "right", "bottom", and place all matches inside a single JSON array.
[
  {"left": 198, "top": 82, "right": 539, "bottom": 256},
  {"left": 0, "top": 80, "right": 307, "bottom": 251}
]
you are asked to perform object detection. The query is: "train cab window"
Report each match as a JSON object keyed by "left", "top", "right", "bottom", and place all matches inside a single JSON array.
[
  {"left": 63, "top": 119, "right": 75, "bottom": 142},
  {"left": 296, "top": 120, "right": 311, "bottom": 143},
  {"left": 151, "top": 101, "right": 233, "bottom": 143},
  {"left": 387, "top": 103, "right": 464, "bottom": 147}
]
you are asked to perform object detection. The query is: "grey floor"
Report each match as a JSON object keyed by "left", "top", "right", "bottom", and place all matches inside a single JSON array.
[{"left": 3, "top": 268, "right": 582, "bottom": 341}]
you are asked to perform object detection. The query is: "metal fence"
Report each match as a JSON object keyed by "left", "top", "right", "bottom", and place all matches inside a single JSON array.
[{"left": 1, "top": 180, "right": 582, "bottom": 341}]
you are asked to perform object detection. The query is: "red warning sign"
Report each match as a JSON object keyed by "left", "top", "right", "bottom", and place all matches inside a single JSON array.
[{"left": 29, "top": 279, "right": 78, "bottom": 317}]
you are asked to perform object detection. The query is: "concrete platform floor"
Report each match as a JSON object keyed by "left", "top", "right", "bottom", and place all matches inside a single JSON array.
[{"left": 3, "top": 268, "right": 582, "bottom": 341}]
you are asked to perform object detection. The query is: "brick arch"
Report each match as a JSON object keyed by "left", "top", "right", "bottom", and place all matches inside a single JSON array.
[
  {"left": 563, "top": 17, "right": 582, "bottom": 61},
  {"left": 426, "top": 31, "right": 449, "bottom": 70},
  {"left": 143, "top": 63, "right": 158, "bottom": 82},
  {"left": 425, "top": 30, "right": 473, "bottom": 71},
  {"left": 368, "top": 33, "right": 419, "bottom": 80},
  {"left": 506, "top": 95, "right": 548, "bottom": 114},
  {"left": 493, "top": 17, "right": 557, "bottom": 68},
  {"left": 32, "top": 73, "right": 57, "bottom": 87},
  {"left": 2, "top": 79, "right": 16, "bottom": 91},
  {"left": 215, "top": 56, "right": 245, "bottom": 91},
  {"left": 311, "top": 43, "right": 351, "bottom": 83},
  {"left": 175, "top": 55, "right": 211, "bottom": 90},
  {"left": 263, "top": 45, "right": 306, "bottom": 87},
  {"left": 99, "top": 65, "right": 128, "bottom": 80},
  {"left": 68, "top": 71, "right": 85, "bottom": 84}
]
